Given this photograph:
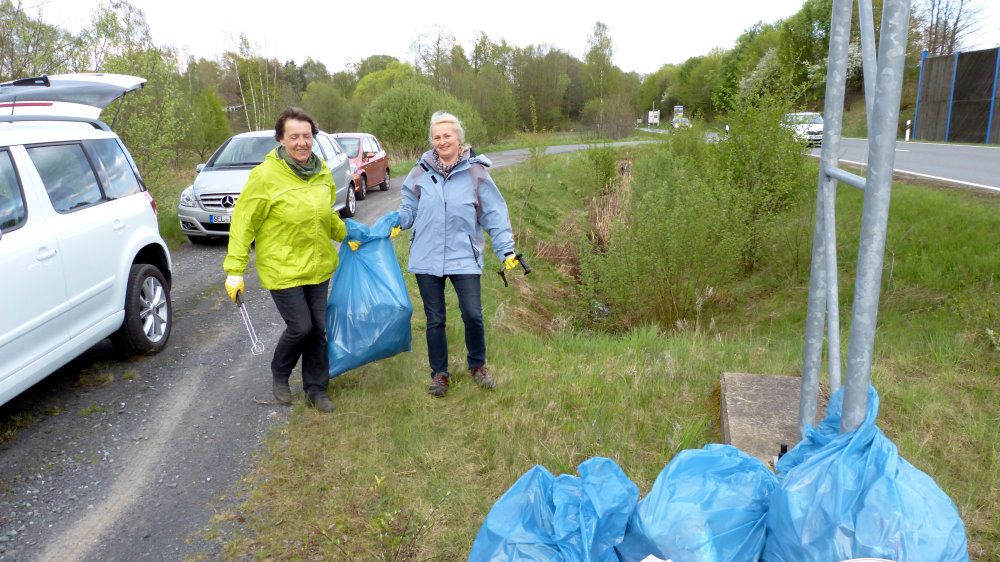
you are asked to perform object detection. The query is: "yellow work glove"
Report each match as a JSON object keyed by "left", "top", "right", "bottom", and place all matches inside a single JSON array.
[
  {"left": 390, "top": 226, "right": 402, "bottom": 240},
  {"left": 503, "top": 254, "right": 520, "bottom": 271},
  {"left": 225, "top": 275, "right": 244, "bottom": 302},
  {"left": 348, "top": 240, "right": 361, "bottom": 251}
]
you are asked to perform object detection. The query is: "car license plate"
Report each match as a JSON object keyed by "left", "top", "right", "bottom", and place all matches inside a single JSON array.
[{"left": 209, "top": 214, "right": 231, "bottom": 224}]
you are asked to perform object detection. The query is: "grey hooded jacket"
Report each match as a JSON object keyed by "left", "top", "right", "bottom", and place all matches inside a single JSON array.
[{"left": 398, "top": 150, "right": 515, "bottom": 276}]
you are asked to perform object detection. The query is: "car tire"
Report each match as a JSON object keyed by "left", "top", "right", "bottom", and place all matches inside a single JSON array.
[
  {"left": 357, "top": 175, "right": 367, "bottom": 201},
  {"left": 340, "top": 184, "right": 356, "bottom": 218},
  {"left": 111, "top": 264, "right": 172, "bottom": 356},
  {"left": 379, "top": 169, "right": 390, "bottom": 191}
]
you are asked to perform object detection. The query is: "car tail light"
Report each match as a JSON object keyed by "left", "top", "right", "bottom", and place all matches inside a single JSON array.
[{"left": 143, "top": 190, "right": 158, "bottom": 215}]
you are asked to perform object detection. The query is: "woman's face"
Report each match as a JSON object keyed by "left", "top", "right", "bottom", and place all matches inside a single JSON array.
[
  {"left": 431, "top": 122, "right": 460, "bottom": 164},
  {"left": 279, "top": 118, "right": 313, "bottom": 164}
]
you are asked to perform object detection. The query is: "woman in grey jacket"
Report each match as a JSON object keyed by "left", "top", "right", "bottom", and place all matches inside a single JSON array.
[{"left": 397, "top": 111, "right": 520, "bottom": 397}]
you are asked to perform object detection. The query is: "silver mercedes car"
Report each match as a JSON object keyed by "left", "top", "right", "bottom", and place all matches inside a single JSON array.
[{"left": 178, "top": 130, "right": 356, "bottom": 243}]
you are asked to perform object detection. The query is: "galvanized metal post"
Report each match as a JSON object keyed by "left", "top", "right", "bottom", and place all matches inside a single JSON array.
[
  {"left": 913, "top": 50, "right": 928, "bottom": 138},
  {"left": 840, "top": 0, "right": 912, "bottom": 432},
  {"left": 858, "top": 0, "right": 878, "bottom": 134},
  {"left": 799, "top": 0, "right": 854, "bottom": 436},
  {"left": 986, "top": 47, "right": 1000, "bottom": 143},
  {"left": 945, "top": 52, "right": 960, "bottom": 142}
]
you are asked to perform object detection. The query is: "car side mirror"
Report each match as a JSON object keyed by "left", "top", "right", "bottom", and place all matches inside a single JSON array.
[
  {"left": 363, "top": 151, "right": 374, "bottom": 160},
  {"left": 196, "top": 163, "right": 206, "bottom": 172}
]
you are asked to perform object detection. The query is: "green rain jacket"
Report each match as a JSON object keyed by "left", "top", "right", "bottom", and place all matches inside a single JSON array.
[{"left": 223, "top": 148, "right": 348, "bottom": 290}]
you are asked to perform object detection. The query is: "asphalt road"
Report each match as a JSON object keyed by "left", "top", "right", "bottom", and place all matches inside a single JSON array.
[
  {"left": 813, "top": 138, "right": 1000, "bottom": 193},
  {"left": 0, "top": 142, "right": 663, "bottom": 561}
]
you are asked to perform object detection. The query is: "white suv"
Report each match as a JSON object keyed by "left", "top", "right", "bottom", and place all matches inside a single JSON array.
[{"left": 0, "top": 74, "right": 173, "bottom": 408}]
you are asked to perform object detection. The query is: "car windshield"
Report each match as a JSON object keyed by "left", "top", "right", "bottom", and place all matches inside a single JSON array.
[
  {"left": 335, "top": 137, "right": 361, "bottom": 156},
  {"left": 207, "top": 136, "right": 324, "bottom": 168}
]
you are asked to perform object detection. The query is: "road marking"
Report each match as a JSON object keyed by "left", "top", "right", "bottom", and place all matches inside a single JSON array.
[{"left": 819, "top": 156, "right": 1000, "bottom": 193}]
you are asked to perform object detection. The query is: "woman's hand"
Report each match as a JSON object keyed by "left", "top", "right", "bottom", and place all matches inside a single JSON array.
[
  {"left": 225, "top": 275, "right": 244, "bottom": 302},
  {"left": 503, "top": 253, "right": 520, "bottom": 271}
]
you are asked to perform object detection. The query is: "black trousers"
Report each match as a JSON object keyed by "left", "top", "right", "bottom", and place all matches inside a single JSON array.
[{"left": 269, "top": 280, "right": 329, "bottom": 396}]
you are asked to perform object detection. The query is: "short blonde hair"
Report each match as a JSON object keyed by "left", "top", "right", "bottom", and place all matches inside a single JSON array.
[{"left": 428, "top": 111, "right": 467, "bottom": 147}]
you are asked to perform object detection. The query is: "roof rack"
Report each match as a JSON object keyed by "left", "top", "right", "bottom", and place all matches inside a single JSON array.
[{"left": 0, "top": 114, "right": 110, "bottom": 131}]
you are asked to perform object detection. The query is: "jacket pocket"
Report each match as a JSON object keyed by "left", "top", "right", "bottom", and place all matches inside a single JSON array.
[{"left": 468, "top": 235, "right": 481, "bottom": 267}]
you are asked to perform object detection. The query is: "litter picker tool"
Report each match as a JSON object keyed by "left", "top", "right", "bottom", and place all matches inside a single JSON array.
[
  {"left": 235, "top": 292, "right": 265, "bottom": 355},
  {"left": 498, "top": 253, "right": 532, "bottom": 287}
]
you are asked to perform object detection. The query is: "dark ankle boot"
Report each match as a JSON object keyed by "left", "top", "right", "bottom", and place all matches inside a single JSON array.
[
  {"left": 272, "top": 378, "right": 292, "bottom": 404},
  {"left": 307, "top": 392, "right": 335, "bottom": 412}
]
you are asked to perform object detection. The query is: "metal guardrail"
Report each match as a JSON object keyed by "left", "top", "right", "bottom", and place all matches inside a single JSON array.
[{"left": 799, "top": 0, "right": 912, "bottom": 435}]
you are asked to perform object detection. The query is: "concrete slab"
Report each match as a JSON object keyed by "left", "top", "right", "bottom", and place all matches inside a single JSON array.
[{"left": 720, "top": 372, "right": 825, "bottom": 468}]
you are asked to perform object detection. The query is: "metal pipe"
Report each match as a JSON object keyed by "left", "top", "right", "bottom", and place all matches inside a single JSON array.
[
  {"left": 824, "top": 165, "right": 868, "bottom": 190},
  {"left": 985, "top": 47, "right": 1000, "bottom": 143},
  {"left": 913, "top": 50, "right": 928, "bottom": 138},
  {"left": 858, "top": 0, "right": 879, "bottom": 135},
  {"left": 840, "top": 0, "right": 911, "bottom": 432},
  {"left": 823, "top": 173, "right": 843, "bottom": 393},
  {"left": 945, "top": 52, "right": 960, "bottom": 142},
  {"left": 800, "top": 0, "right": 854, "bottom": 436}
]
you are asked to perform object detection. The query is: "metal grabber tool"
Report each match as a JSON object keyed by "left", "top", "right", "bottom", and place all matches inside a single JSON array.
[
  {"left": 497, "top": 253, "right": 532, "bottom": 287},
  {"left": 235, "top": 292, "right": 265, "bottom": 355}
]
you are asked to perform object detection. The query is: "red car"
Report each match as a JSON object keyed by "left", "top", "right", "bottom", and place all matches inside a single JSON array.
[{"left": 331, "top": 133, "right": 390, "bottom": 201}]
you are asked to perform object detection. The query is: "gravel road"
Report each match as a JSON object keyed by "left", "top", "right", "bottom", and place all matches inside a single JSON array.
[{"left": 0, "top": 142, "right": 654, "bottom": 560}]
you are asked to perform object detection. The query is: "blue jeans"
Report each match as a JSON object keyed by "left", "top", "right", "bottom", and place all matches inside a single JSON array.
[{"left": 415, "top": 274, "right": 485, "bottom": 377}]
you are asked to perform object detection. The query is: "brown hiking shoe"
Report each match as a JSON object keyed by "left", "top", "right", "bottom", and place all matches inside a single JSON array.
[
  {"left": 470, "top": 366, "right": 496, "bottom": 389},
  {"left": 427, "top": 373, "right": 450, "bottom": 397}
]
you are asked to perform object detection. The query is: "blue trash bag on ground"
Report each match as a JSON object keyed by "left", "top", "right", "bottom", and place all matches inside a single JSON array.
[
  {"left": 469, "top": 457, "right": 639, "bottom": 561},
  {"left": 326, "top": 211, "right": 412, "bottom": 377},
  {"left": 616, "top": 444, "right": 778, "bottom": 562},
  {"left": 764, "top": 385, "right": 969, "bottom": 562}
]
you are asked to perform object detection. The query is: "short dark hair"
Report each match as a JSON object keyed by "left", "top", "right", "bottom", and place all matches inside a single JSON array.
[{"left": 274, "top": 107, "right": 318, "bottom": 141}]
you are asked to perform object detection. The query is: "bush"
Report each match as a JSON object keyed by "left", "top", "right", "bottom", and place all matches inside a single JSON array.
[
  {"left": 360, "top": 81, "right": 486, "bottom": 154},
  {"left": 713, "top": 91, "right": 811, "bottom": 271},
  {"left": 579, "top": 145, "right": 742, "bottom": 329}
]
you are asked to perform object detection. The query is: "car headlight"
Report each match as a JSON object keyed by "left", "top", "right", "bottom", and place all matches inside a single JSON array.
[
  {"left": 179, "top": 186, "right": 197, "bottom": 208},
  {"left": 349, "top": 163, "right": 358, "bottom": 174}
]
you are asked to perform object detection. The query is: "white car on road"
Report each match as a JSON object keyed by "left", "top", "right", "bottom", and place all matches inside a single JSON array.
[
  {"left": 783, "top": 112, "right": 824, "bottom": 147},
  {"left": 0, "top": 74, "right": 173, "bottom": 408}
]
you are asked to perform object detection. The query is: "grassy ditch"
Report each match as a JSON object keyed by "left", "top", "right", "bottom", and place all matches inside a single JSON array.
[{"left": 219, "top": 138, "right": 998, "bottom": 559}]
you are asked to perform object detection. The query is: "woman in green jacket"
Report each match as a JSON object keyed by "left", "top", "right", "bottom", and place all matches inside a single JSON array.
[{"left": 223, "top": 107, "right": 347, "bottom": 412}]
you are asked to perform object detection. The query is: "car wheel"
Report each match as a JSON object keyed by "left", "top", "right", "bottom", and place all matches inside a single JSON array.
[
  {"left": 380, "top": 169, "right": 390, "bottom": 191},
  {"left": 357, "top": 175, "right": 367, "bottom": 201},
  {"left": 111, "top": 263, "right": 172, "bottom": 356},
  {"left": 340, "top": 184, "right": 356, "bottom": 218}
]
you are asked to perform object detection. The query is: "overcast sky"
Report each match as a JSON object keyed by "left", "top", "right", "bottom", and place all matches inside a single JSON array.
[{"left": 24, "top": 0, "right": 1000, "bottom": 76}]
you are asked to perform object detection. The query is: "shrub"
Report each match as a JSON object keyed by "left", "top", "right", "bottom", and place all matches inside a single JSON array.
[
  {"left": 579, "top": 145, "right": 742, "bottom": 329},
  {"left": 713, "top": 91, "right": 811, "bottom": 271},
  {"left": 359, "top": 81, "right": 486, "bottom": 154}
]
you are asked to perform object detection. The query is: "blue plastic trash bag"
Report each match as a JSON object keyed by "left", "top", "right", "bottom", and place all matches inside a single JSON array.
[
  {"left": 764, "top": 385, "right": 969, "bottom": 562},
  {"left": 327, "top": 211, "right": 411, "bottom": 377},
  {"left": 469, "top": 457, "right": 639, "bottom": 561},
  {"left": 616, "top": 444, "right": 777, "bottom": 562}
]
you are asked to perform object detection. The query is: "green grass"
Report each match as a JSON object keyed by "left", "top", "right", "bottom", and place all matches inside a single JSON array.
[
  {"left": 220, "top": 146, "right": 999, "bottom": 559},
  {"left": 479, "top": 130, "right": 663, "bottom": 153}
]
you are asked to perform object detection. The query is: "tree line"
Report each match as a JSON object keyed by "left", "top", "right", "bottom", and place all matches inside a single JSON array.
[{"left": 0, "top": 0, "right": 982, "bottom": 178}]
